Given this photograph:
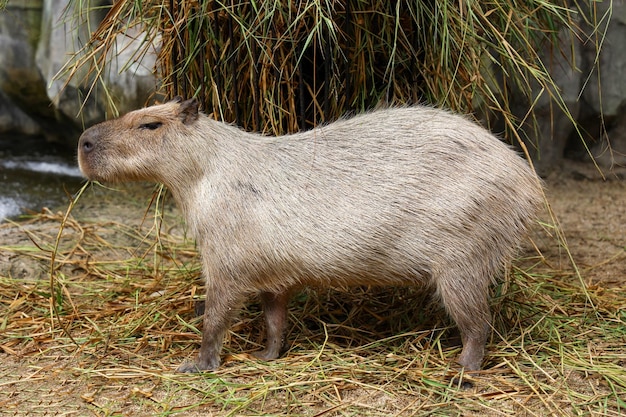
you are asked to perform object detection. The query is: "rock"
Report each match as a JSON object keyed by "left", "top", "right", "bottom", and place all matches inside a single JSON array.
[
  {"left": 0, "top": 0, "right": 158, "bottom": 144},
  {"left": 35, "top": 0, "right": 158, "bottom": 127},
  {"left": 510, "top": 0, "right": 626, "bottom": 176},
  {"left": 591, "top": 110, "right": 626, "bottom": 170},
  {"left": 520, "top": 27, "right": 583, "bottom": 176},
  {"left": 35, "top": 0, "right": 108, "bottom": 128},
  {"left": 569, "top": 1, "right": 626, "bottom": 173},
  {"left": 99, "top": 23, "right": 159, "bottom": 114},
  {"left": 0, "top": 0, "right": 51, "bottom": 136},
  {"left": 0, "top": 90, "right": 41, "bottom": 135},
  {"left": 582, "top": 1, "right": 626, "bottom": 117}
]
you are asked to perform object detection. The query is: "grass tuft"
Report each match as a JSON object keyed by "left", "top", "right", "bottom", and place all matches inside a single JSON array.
[{"left": 60, "top": 0, "right": 607, "bottom": 152}]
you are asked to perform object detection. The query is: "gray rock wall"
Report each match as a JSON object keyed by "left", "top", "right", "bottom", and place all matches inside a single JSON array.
[
  {"left": 0, "top": 0, "right": 157, "bottom": 143},
  {"left": 581, "top": 1, "right": 626, "bottom": 171},
  {"left": 513, "top": 26, "right": 582, "bottom": 176},
  {"left": 0, "top": 0, "right": 50, "bottom": 137},
  {"left": 507, "top": 1, "right": 626, "bottom": 175}
]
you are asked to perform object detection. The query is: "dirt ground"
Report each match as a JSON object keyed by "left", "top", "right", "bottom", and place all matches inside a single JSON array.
[
  {"left": 535, "top": 162, "right": 626, "bottom": 287},
  {"left": 0, "top": 161, "right": 624, "bottom": 416}
]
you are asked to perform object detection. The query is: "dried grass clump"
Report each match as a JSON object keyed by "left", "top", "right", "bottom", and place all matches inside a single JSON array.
[
  {"left": 0, "top": 201, "right": 624, "bottom": 415},
  {"left": 64, "top": 0, "right": 603, "bottom": 142}
]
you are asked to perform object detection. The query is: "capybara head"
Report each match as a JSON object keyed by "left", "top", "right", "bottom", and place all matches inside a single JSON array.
[{"left": 78, "top": 97, "right": 200, "bottom": 184}]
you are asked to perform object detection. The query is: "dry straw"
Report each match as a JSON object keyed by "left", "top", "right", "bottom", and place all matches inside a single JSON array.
[{"left": 0, "top": 189, "right": 624, "bottom": 415}]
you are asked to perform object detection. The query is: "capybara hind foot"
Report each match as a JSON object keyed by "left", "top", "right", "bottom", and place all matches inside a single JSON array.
[
  {"left": 252, "top": 348, "right": 281, "bottom": 361},
  {"left": 253, "top": 291, "right": 290, "bottom": 362}
]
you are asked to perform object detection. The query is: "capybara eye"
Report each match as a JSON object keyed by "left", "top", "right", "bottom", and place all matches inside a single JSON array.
[{"left": 139, "top": 122, "right": 163, "bottom": 130}]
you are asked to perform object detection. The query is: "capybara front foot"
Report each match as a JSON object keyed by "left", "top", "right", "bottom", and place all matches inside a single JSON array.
[{"left": 176, "top": 356, "right": 219, "bottom": 373}]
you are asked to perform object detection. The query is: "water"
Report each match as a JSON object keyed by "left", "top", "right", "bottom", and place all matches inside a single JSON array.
[{"left": 0, "top": 136, "right": 85, "bottom": 221}]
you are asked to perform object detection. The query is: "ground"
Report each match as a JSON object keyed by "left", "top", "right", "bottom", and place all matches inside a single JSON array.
[
  {"left": 536, "top": 162, "right": 626, "bottom": 287},
  {"left": 0, "top": 161, "right": 624, "bottom": 416}
]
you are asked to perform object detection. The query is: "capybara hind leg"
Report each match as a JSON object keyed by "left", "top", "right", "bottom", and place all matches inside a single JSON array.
[
  {"left": 177, "top": 285, "right": 242, "bottom": 373},
  {"left": 436, "top": 274, "right": 491, "bottom": 371},
  {"left": 253, "top": 290, "right": 291, "bottom": 361},
  {"left": 457, "top": 323, "right": 490, "bottom": 371}
]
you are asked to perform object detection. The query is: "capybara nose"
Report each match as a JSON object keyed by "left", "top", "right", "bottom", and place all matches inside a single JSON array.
[
  {"left": 80, "top": 137, "right": 94, "bottom": 153},
  {"left": 79, "top": 129, "right": 96, "bottom": 154}
]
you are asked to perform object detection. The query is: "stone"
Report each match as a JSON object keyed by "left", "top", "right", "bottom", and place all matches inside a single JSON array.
[
  {"left": 523, "top": 27, "right": 583, "bottom": 176},
  {"left": 0, "top": 0, "right": 51, "bottom": 136}
]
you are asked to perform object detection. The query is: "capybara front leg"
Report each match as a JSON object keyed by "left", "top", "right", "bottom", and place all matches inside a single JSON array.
[
  {"left": 177, "top": 285, "right": 240, "bottom": 373},
  {"left": 253, "top": 290, "right": 291, "bottom": 361}
]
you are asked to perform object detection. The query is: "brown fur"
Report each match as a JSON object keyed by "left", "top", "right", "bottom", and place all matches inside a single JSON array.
[{"left": 78, "top": 98, "right": 543, "bottom": 373}]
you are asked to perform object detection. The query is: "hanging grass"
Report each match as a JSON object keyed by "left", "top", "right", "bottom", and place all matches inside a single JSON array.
[{"left": 61, "top": 0, "right": 605, "bottom": 144}]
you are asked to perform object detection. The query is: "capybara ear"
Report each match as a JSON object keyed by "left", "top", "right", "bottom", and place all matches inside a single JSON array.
[
  {"left": 171, "top": 96, "right": 184, "bottom": 103},
  {"left": 178, "top": 98, "right": 199, "bottom": 125}
]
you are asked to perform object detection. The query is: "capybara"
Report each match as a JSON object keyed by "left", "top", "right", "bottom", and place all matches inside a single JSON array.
[{"left": 77, "top": 97, "right": 543, "bottom": 374}]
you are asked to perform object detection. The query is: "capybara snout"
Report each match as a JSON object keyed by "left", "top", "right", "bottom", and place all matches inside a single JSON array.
[{"left": 78, "top": 98, "right": 543, "bottom": 375}]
